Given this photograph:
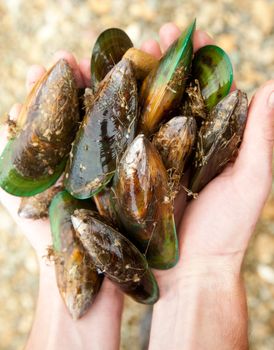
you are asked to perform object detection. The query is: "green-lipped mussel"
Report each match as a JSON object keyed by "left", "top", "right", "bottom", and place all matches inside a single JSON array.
[
  {"left": 18, "top": 181, "right": 63, "bottom": 219},
  {"left": 94, "top": 186, "right": 119, "bottom": 226},
  {"left": 90, "top": 28, "right": 133, "bottom": 93},
  {"left": 65, "top": 58, "right": 138, "bottom": 199},
  {"left": 192, "top": 45, "right": 233, "bottom": 110},
  {"left": 153, "top": 116, "right": 197, "bottom": 190},
  {"left": 190, "top": 90, "right": 248, "bottom": 193},
  {"left": 123, "top": 48, "right": 159, "bottom": 81},
  {"left": 0, "top": 59, "right": 80, "bottom": 196},
  {"left": 0, "top": 21, "right": 250, "bottom": 318},
  {"left": 112, "top": 134, "right": 178, "bottom": 270},
  {"left": 71, "top": 208, "right": 159, "bottom": 305},
  {"left": 138, "top": 20, "right": 195, "bottom": 136},
  {"left": 49, "top": 191, "right": 103, "bottom": 320}
]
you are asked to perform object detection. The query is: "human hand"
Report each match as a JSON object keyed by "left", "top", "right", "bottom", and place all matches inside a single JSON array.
[
  {"left": 0, "top": 23, "right": 273, "bottom": 350},
  {"left": 146, "top": 24, "right": 274, "bottom": 350}
]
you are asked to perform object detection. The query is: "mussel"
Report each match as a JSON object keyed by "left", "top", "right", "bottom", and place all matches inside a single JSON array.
[
  {"left": 71, "top": 208, "right": 159, "bottom": 305},
  {"left": 190, "top": 90, "right": 248, "bottom": 193},
  {"left": 153, "top": 116, "right": 197, "bottom": 189},
  {"left": 91, "top": 28, "right": 133, "bottom": 93},
  {"left": 123, "top": 48, "right": 159, "bottom": 81},
  {"left": 112, "top": 134, "right": 178, "bottom": 270},
  {"left": 192, "top": 45, "right": 233, "bottom": 110},
  {"left": 18, "top": 181, "right": 63, "bottom": 219},
  {"left": 49, "top": 191, "right": 102, "bottom": 319},
  {"left": 93, "top": 186, "right": 118, "bottom": 226},
  {"left": 65, "top": 58, "right": 138, "bottom": 199},
  {"left": 0, "top": 59, "right": 80, "bottom": 196},
  {"left": 138, "top": 20, "right": 195, "bottom": 136}
]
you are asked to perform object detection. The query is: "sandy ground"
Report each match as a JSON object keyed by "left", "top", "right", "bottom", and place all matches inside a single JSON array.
[{"left": 0, "top": 0, "right": 273, "bottom": 349}]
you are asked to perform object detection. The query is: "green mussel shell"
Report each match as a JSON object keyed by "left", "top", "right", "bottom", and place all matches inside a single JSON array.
[
  {"left": 71, "top": 208, "right": 159, "bottom": 305},
  {"left": 192, "top": 45, "right": 233, "bottom": 110},
  {"left": 49, "top": 191, "right": 102, "bottom": 320},
  {"left": 0, "top": 59, "right": 80, "bottom": 197},
  {"left": 91, "top": 28, "right": 133, "bottom": 93},
  {"left": 65, "top": 58, "right": 138, "bottom": 199},
  {"left": 138, "top": 20, "right": 195, "bottom": 136},
  {"left": 112, "top": 134, "right": 178, "bottom": 270},
  {"left": 190, "top": 90, "right": 248, "bottom": 193}
]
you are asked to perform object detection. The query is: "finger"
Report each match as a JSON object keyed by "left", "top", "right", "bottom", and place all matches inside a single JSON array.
[
  {"left": 81, "top": 279, "right": 124, "bottom": 348},
  {"left": 9, "top": 103, "right": 22, "bottom": 121},
  {"left": 140, "top": 39, "right": 162, "bottom": 59},
  {"left": 159, "top": 23, "right": 181, "bottom": 52},
  {"left": 79, "top": 58, "right": 91, "bottom": 87},
  {"left": 233, "top": 81, "right": 274, "bottom": 198},
  {"left": 53, "top": 50, "right": 84, "bottom": 88},
  {"left": 26, "top": 65, "right": 46, "bottom": 93},
  {"left": 193, "top": 29, "right": 214, "bottom": 52}
]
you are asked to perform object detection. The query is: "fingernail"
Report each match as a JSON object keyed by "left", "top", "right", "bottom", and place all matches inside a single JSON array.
[
  {"left": 268, "top": 91, "right": 274, "bottom": 109},
  {"left": 9, "top": 104, "right": 22, "bottom": 121}
]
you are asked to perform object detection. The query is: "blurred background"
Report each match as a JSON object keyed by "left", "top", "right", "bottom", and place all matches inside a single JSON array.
[{"left": 0, "top": 0, "right": 273, "bottom": 349}]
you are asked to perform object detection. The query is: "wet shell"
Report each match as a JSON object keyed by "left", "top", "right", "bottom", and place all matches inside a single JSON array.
[
  {"left": 112, "top": 134, "right": 178, "bottom": 270},
  {"left": 65, "top": 58, "right": 138, "bottom": 199},
  {"left": 0, "top": 59, "right": 80, "bottom": 196},
  {"left": 123, "top": 48, "right": 159, "bottom": 81},
  {"left": 153, "top": 116, "right": 197, "bottom": 186},
  {"left": 93, "top": 186, "right": 118, "bottom": 226},
  {"left": 71, "top": 208, "right": 159, "bottom": 305},
  {"left": 192, "top": 45, "right": 233, "bottom": 110},
  {"left": 190, "top": 90, "right": 248, "bottom": 193},
  {"left": 49, "top": 191, "right": 102, "bottom": 320},
  {"left": 90, "top": 28, "right": 133, "bottom": 93},
  {"left": 18, "top": 181, "right": 63, "bottom": 219},
  {"left": 138, "top": 20, "right": 195, "bottom": 136}
]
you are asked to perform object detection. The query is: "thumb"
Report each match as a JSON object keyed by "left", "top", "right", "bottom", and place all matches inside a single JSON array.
[{"left": 233, "top": 81, "right": 274, "bottom": 203}]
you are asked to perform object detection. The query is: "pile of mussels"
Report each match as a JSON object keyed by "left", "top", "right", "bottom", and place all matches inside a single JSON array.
[{"left": 0, "top": 20, "right": 248, "bottom": 319}]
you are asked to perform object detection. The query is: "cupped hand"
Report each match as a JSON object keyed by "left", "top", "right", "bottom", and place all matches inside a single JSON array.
[{"left": 0, "top": 23, "right": 273, "bottom": 350}]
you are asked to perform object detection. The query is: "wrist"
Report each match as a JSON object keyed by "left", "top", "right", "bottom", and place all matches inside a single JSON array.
[
  {"left": 155, "top": 252, "right": 243, "bottom": 297},
  {"left": 150, "top": 255, "right": 248, "bottom": 350}
]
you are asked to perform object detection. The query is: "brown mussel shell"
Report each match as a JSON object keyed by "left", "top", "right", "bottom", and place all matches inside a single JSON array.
[
  {"left": 18, "top": 181, "right": 63, "bottom": 219},
  {"left": 138, "top": 20, "right": 195, "bottom": 136},
  {"left": 112, "top": 134, "right": 178, "bottom": 270},
  {"left": 65, "top": 58, "right": 138, "bottom": 199},
  {"left": 0, "top": 59, "right": 80, "bottom": 197},
  {"left": 71, "top": 209, "right": 159, "bottom": 305},
  {"left": 93, "top": 186, "right": 119, "bottom": 227},
  {"left": 123, "top": 48, "right": 159, "bottom": 81},
  {"left": 190, "top": 90, "right": 248, "bottom": 193},
  {"left": 49, "top": 191, "right": 103, "bottom": 319},
  {"left": 153, "top": 116, "right": 197, "bottom": 189}
]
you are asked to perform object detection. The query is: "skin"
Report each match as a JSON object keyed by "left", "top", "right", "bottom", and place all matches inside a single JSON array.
[{"left": 0, "top": 23, "right": 273, "bottom": 350}]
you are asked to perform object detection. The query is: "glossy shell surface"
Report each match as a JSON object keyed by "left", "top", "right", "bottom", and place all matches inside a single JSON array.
[
  {"left": 65, "top": 59, "right": 138, "bottom": 199},
  {"left": 112, "top": 134, "right": 178, "bottom": 269},
  {"left": 49, "top": 191, "right": 102, "bottom": 319},
  {"left": 18, "top": 181, "right": 63, "bottom": 219},
  {"left": 192, "top": 45, "right": 233, "bottom": 110},
  {"left": 0, "top": 59, "right": 79, "bottom": 196},
  {"left": 190, "top": 90, "right": 248, "bottom": 193},
  {"left": 138, "top": 20, "right": 195, "bottom": 136},
  {"left": 71, "top": 209, "right": 159, "bottom": 305},
  {"left": 91, "top": 28, "right": 133, "bottom": 93}
]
